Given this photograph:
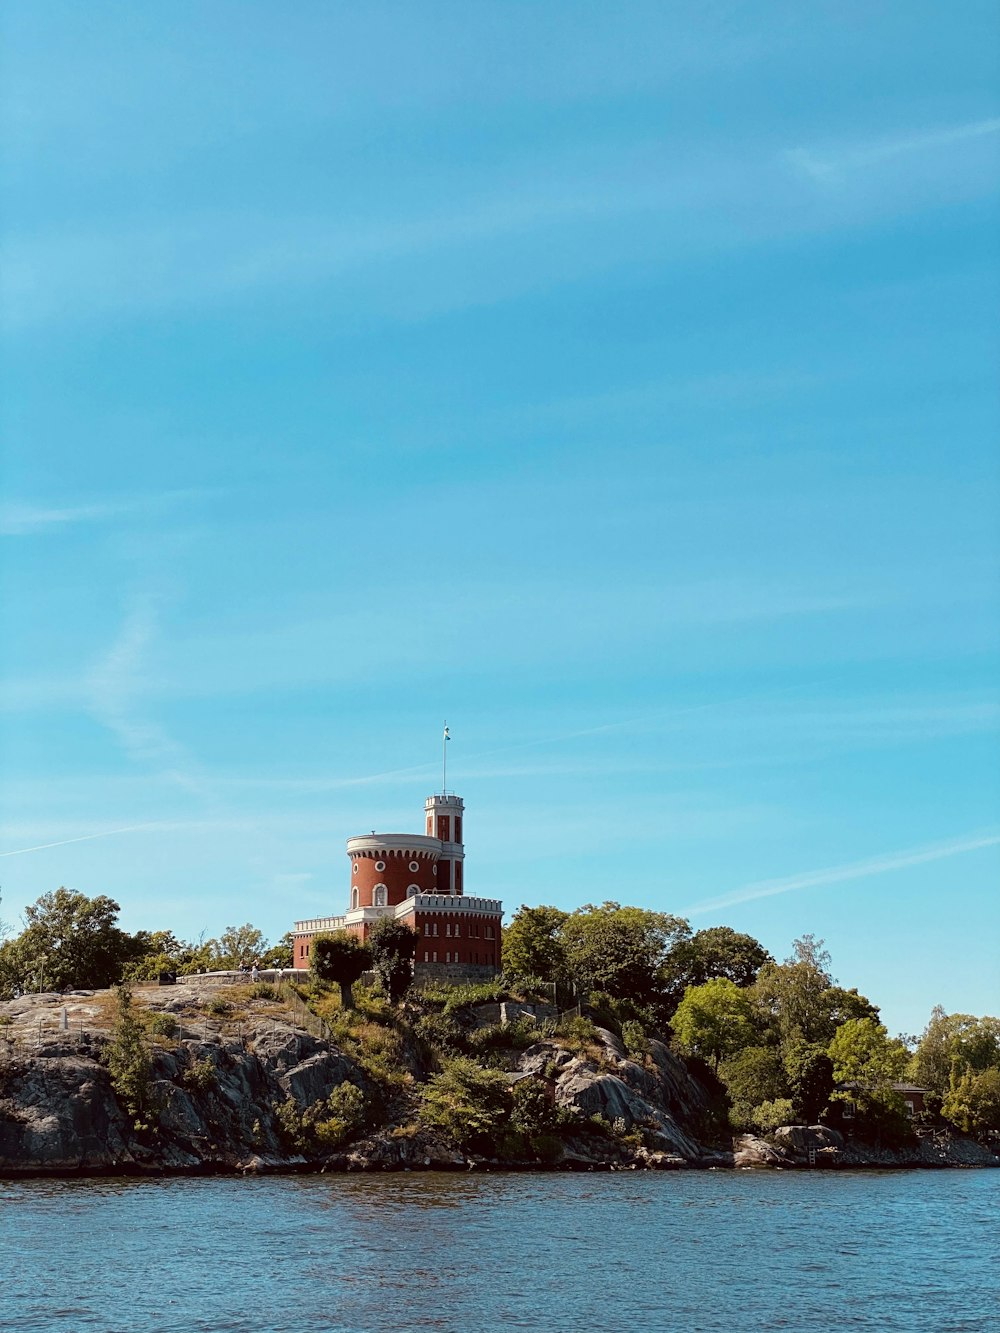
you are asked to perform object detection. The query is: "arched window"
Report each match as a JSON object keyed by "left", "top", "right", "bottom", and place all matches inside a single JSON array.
[
  {"left": 374, "top": 884, "right": 388, "bottom": 907},
  {"left": 351, "top": 888, "right": 359, "bottom": 910},
  {"left": 407, "top": 885, "right": 419, "bottom": 898}
]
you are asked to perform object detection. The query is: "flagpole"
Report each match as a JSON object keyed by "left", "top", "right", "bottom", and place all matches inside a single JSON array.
[{"left": 442, "top": 721, "right": 447, "bottom": 795}]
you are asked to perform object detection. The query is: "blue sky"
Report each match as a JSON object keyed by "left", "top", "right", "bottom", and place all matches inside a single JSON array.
[{"left": 1, "top": 2, "right": 997, "bottom": 1037}]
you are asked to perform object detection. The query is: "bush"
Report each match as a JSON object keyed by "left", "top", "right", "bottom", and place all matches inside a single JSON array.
[
  {"left": 749, "top": 1098, "right": 797, "bottom": 1136},
  {"left": 419, "top": 1056, "right": 511, "bottom": 1149},
  {"left": 249, "top": 982, "right": 279, "bottom": 1001},
  {"left": 147, "top": 1013, "right": 178, "bottom": 1038},
  {"left": 439, "top": 979, "right": 508, "bottom": 1017},
  {"left": 312, "top": 1081, "right": 367, "bottom": 1149},
  {"left": 468, "top": 1017, "right": 540, "bottom": 1056},
  {"left": 184, "top": 1058, "right": 218, "bottom": 1093},
  {"left": 509, "top": 1078, "right": 560, "bottom": 1137},
  {"left": 103, "top": 984, "right": 154, "bottom": 1131},
  {"left": 205, "top": 997, "right": 231, "bottom": 1017},
  {"left": 413, "top": 1011, "right": 466, "bottom": 1060},
  {"left": 530, "top": 1132, "right": 564, "bottom": 1164},
  {"left": 555, "top": 1014, "right": 601, "bottom": 1058},
  {"left": 621, "top": 1020, "right": 650, "bottom": 1062}
]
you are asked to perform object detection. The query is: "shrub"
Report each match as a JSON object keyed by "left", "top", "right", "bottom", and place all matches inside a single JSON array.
[
  {"left": 621, "top": 1019, "right": 650, "bottom": 1062},
  {"left": 103, "top": 984, "right": 154, "bottom": 1131},
  {"left": 509, "top": 1078, "right": 560, "bottom": 1137},
  {"left": 147, "top": 1013, "right": 178, "bottom": 1038},
  {"left": 749, "top": 1098, "right": 797, "bottom": 1136},
  {"left": 276, "top": 1083, "right": 368, "bottom": 1154},
  {"left": 530, "top": 1132, "right": 564, "bottom": 1164},
  {"left": 313, "top": 1081, "right": 366, "bottom": 1149},
  {"left": 419, "top": 1056, "right": 511, "bottom": 1149},
  {"left": 440, "top": 979, "right": 507, "bottom": 1016},
  {"left": 249, "top": 982, "right": 279, "bottom": 1001},
  {"left": 414, "top": 1011, "right": 466, "bottom": 1059},
  {"left": 205, "top": 997, "right": 231, "bottom": 1017},
  {"left": 468, "top": 1017, "right": 539, "bottom": 1056},
  {"left": 555, "top": 1014, "right": 602, "bottom": 1058},
  {"left": 184, "top": 1057, "right": 218, "bottom": 1093}
]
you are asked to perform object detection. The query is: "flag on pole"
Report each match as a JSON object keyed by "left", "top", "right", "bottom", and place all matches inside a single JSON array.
[{"left": 443, "top": 725, "right": 451, "bottom": 741}]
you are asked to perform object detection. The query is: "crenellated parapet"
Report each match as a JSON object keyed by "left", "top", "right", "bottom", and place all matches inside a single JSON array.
[{"left": 291, "top": 787, "right": 501, "bottom": 974}]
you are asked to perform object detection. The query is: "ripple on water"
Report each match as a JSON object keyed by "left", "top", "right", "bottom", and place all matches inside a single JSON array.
[{"left": 0, "top": 1171, "right": 997, "bottom": 1332}]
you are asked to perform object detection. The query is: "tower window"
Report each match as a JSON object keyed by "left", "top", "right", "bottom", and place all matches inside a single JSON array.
[
  {"left": 375, "top": 860, "right": 386, "bottom": 872},
  {"left": 352, "top": 863, "right": 359, "bottom": 875},
  {"left": 351, "top": 888, "right": 359, "bottom": 910},
  {"left": 409, "top": 861, "right": 420, "bottom": 872},
  {"left": 407, "top": 885, "right": 419, "bottom": 898},
  {"left": 374, "top": 884, "right": 388, "bottom": 907}
]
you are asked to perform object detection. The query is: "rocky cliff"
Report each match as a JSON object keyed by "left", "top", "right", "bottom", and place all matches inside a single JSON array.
[{"left": 1, "top": 982, "right": 994, "bottom": 1175}]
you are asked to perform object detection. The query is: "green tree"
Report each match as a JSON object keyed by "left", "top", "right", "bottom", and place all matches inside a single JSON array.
[
  {"left": 368, "top": 919, "right": 417, "bottom": 1003},
  {"left": 4, "top": 888, "right": 137, "bottom": 993},
  {"left": 719, "top": 1045, "right": 789, "bottom": 1129},
  {"left": 103, "top": 983, "right": 153, "bottom": 1129},
  {"left": 420, "top": 1056, "right": 511, "bottom": 1149},
  {"left": 260, "top": 931, "right": 295, "bottom": 969},
  {"left": 309, "top": 932, "right": 371, "bottom": 1010},
  {"left": 941, "top": 1067, "right": 1000, "bottom": 1135},
  {"left": 216, "top": 923, "right": 268, "bottom": 970},
  {"left": 672, "top": 977, "right": 756, "bottom": 1070},
  {"left": 783, "top": 1040, "right": 835, "bottom": 1123},
  {"left": 752, "top": 937, "right": 878, "bottom": 1048},
  {"left": 509, "top": 1078, "right": 561, "bottom": 1136},
  {"left": 910, "top": 1008, "right": 1000, "bottom": 1094},
  {"left": 661, "top": 927, "right": 772, "bottom": 1014},
  {"left": 829, "top": 1017, "right": 909, "bottom": 1117},
  {"left": 561, "top": 902, "right": 689, "bottom": 1010},
  {"left": 502, "top": 905, "right": 569, "bottom": 985}
]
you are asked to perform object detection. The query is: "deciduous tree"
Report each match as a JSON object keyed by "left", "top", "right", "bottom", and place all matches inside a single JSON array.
[
  {"left": 672, "top": 977, "right": 756, "bottom": 1070},
  {"left": 941, "top": 1067, "right": 1000, "bottom": 1134},
  {"left": 502, "top": 905, "right": 569, "bottom": 985},
  {"left": 910, "top": 1008, "right": 1000, "bottom": 1094},
  {"left": 829, "top": 1017, "right": 908, "bottom": 1116},
  {"left": 662, "top": 926, "right": 773, "bottom": 1014},
  {"left": 719, "top": 1045, "right": 789, "bottom": 1129},
  {"left": 368, "top": 919, "right": 417, "bottom": 1003},
  {"left": 217, "top": 923, "right": 268, "bottom": 970},
  {"left": 561, "top": 901, "right": 689, "bottom": 1010},
  {"left": 310, "top": 932, "right": 371, "bottom": 1010},
  {"left": 3, "top": 888, "right": 137, "bottom": 993}
]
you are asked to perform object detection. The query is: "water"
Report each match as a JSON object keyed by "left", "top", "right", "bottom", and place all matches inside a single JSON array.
[{"left": 2, "top": 1171, "right": 996, "bottom": 1332}]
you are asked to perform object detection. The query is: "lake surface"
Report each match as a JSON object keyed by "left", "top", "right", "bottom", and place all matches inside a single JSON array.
[{"left": 2, "top": 1171, "right": 996, "bottom": 1332}]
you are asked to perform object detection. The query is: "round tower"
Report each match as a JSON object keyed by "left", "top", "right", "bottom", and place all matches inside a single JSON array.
[{"left": 425, "top": 792, "right": 465, "bottom": 895}]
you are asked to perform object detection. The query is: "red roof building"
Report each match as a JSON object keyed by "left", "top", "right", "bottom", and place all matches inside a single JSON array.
[{"left": 291, "top": 791, "right": 503, "bottom": 980}]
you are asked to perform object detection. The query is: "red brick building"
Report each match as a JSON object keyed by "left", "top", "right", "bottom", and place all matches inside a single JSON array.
[{"left": 291, "top": 792, "right": 503, "bottom": 979}]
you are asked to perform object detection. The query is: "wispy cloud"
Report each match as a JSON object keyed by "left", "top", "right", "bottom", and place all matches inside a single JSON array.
[
  {"left": 0, "top": 824, "right": 158, "bottom": 857},
  {"left": 683, "top": 832, "right": 1000, "bottom": 917},
  {"left": 0, "top": 489, "right": 216, "bottom": 536},
  {"left": 788, "top": 117, "right": 1000, "bottom": 185},
  {"left": 86, "top": 593, "right": 214, "bottom": 802}
]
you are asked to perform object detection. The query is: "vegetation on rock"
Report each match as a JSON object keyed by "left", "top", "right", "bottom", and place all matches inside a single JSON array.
[{"left": 3, "top": 886, "right": 999, "bottom": 1153}]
